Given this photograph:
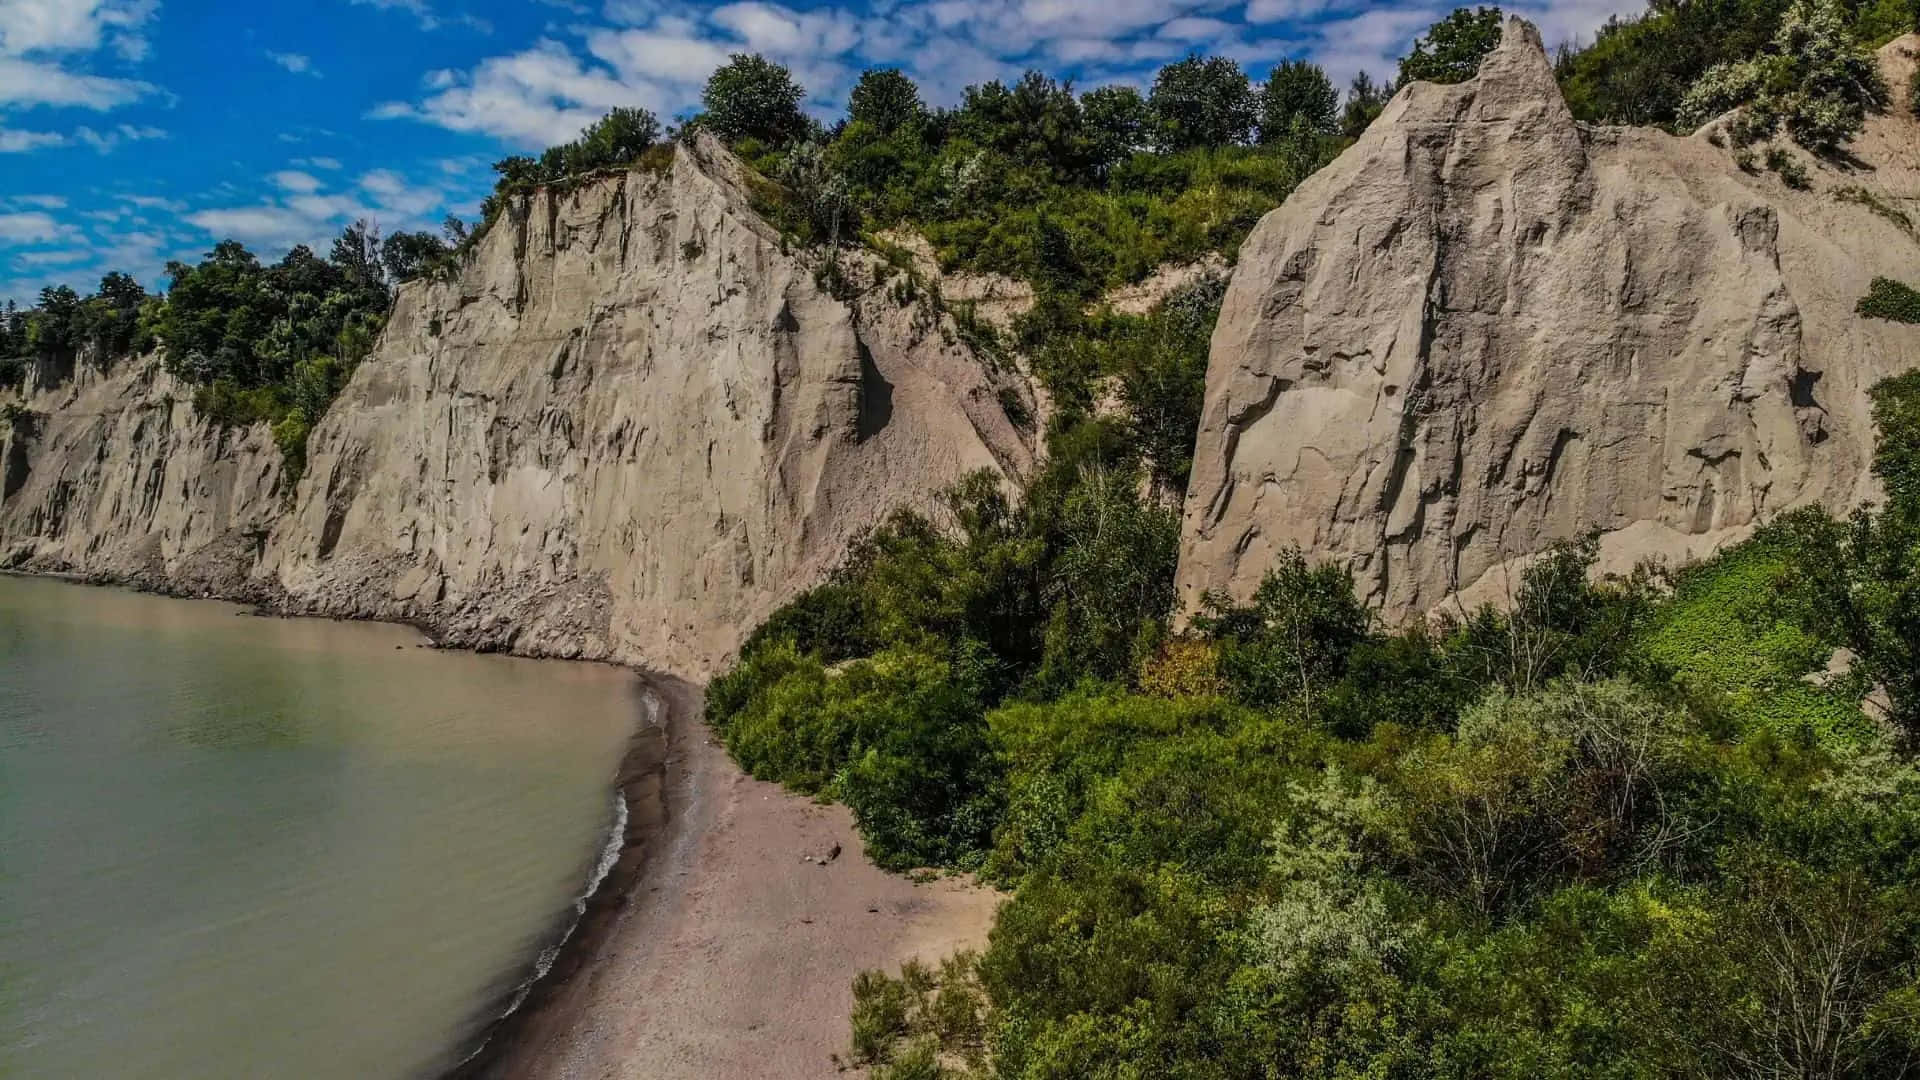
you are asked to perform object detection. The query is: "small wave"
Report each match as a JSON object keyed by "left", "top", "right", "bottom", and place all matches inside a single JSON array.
[{"left": 454, "top": 789, "right": 628, "bottom": 1067}]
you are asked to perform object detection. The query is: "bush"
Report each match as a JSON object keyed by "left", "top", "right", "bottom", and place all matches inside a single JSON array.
[
  {"left": 1767, "top": 145, "right": 1813, "bottom": 187},
  {"left": 1679, "top": 0, "right": 1889, "bottom": 153},
  {"left": 1858, "top": 276, "right": 1920, "bottom": 322}
]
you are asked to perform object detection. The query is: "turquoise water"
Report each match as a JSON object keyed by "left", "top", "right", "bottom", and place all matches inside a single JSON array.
[{"left": 0, "top": 575, "right": 639, "bottom": 1078}]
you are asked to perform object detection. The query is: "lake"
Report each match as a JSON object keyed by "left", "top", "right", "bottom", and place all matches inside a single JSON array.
[{"left": 0, "top": 574, "right": 640, "bottom": 1078}]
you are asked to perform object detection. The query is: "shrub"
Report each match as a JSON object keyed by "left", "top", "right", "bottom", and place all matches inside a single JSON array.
[
  {"left": 1679, "top": 0, "right": 1889, "bottom": 153},
  {"left": 1835, "top": 184, "right": 1914, "bottom": 233},
  {"left": 1857, "top": 276, "right": 1920, "bottom": 322},
  {"left": 1767, "top": 145, "right": 1813, "bottom": 187}
]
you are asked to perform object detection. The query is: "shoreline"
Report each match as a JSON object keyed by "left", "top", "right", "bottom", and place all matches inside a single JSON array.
[
  {"left": 444, "top": 670, "right": 692, "bottom": 1080},
  {"left": 4, "top": 568, "right": 1003, "bottom": 1078}
]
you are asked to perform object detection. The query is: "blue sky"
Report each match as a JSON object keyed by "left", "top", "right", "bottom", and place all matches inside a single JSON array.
[{"left": 0, "top": 0, "right": 1643, "bottom": 305}]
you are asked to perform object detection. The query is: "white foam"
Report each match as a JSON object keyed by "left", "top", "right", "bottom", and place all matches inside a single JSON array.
[{"left": 456, "top": 788, "right": 629, "bottom": 1066}]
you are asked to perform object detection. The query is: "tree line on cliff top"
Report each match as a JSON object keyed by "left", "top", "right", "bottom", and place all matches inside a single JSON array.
[{"left": 7, "top": 0, "right": 1910, "bottom": 479}]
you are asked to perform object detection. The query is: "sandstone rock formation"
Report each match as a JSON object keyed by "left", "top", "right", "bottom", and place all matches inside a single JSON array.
[
  {"left": 1, "top": 134, "right": 1035, "bottom": 677},
  {"left": 0, "top": 356, "right": 283, "bottom": 596},
  {"left": 1177, "top": 19, "right": 1920, "bottom": 621}
]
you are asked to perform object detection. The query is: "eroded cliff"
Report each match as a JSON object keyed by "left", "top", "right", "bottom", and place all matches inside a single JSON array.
[
  {"left": 0, "top": 355, "right": 283, "bottom": 596},
  {"left": 1, "top": 135, "right": 1035, "bottom": 677},
  {"left": 1178, "top": 19, "right": 1920, "bottom": 620}
]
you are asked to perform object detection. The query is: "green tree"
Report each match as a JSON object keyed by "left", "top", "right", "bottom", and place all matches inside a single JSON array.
[
  {"left": 1342, "top": 71, "right": 1390, "bottom": 136},
  {"left": 702, "top": 53, "right": 809, "bottom": 145},
  {"left": 1680, "top": 0, "right": 1889, "bottom": 152},
  {"left": 1397, "top": 6, "right": 1505, "bottom": 87},
  {"left": 381, "top": 230, "right": 450, "bottom": 283},
  {"left": 847, "top": 68, "right": 926, "bottom": 136},
  {"left": 1149, "top": 54, "right": 1257, "bottom": 150},
  {"left": 1080, "top": 84, "right": 1151, "bottom": 174},
  {"left": 1260, "top": 59, "right": 1339, "bottom": 140},
  {"left": 1201, "top": 546, "right": 1373, "bottom": 719},
  {"left": 568, "top": 105, "right": 660, "bottom": 171}
]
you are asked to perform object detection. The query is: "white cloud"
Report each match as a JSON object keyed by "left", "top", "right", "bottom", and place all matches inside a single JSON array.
[
  {"left": 0, "top": 126, "right": 66, "bottom": 151},
  {"left": 10, "top": 194, "right": 67, "bottom": 209},
  {"left": 271, "top": 169, "right": 325, "bottom": 193},
  {"left": 183, "top": 206, "right": 323, "bottom": 251},
  {"left": 119, "top": 193, "right": 184, "bottom": 211},
  {"left": 268, "top": 50, "right": 321, "bottom": 76},
  {"left": 373, "top": 39, "right": 650, "bottom": 147},
  {"left": 0, "top": 55, "right": 154, "bottom": 108},
  {"left": 0, "top": 211, "right": 81, "bottom": 245},
  {"left": 185, "top": 166, "right": 448, "bottom": 255},
  {"left": 14, "top": 248, "right": 91, "bottom": 266},
  {"left": 349, "top": 0, "right": 491, "bottom": 34},
  {"left": 293, "top": 156, "right": 344, "bottom": 170},
  {"left": 74, "top": 122, "right": 165, "bottom": 153},
  {"left": 0, "top": 0, "right": 160, "bottom": 116},
  {"left": 0, "top": 0, "right": 158, "bottom": 60},
  {"left": 358, "top": 168, "right": 442, "bottom": 216}
]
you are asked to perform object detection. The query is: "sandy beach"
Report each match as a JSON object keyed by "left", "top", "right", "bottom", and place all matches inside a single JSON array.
[{"left": 460, "top": 674, "right": 1002, "bottom": 1079}]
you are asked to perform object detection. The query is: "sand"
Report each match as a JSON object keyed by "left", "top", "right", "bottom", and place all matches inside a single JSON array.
[{"left": 461, "top": 674, "right": 1002, "bottom": 1079}]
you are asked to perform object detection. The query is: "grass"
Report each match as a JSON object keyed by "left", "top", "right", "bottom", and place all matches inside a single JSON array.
[
  {"left": 1639, "top": 540, "right": 1871, "bottom": 746},
  {"left": 1834, "top": 185, "right": 1915, "bottom": 235}
]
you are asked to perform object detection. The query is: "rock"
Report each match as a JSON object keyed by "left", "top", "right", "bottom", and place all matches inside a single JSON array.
[
  {"left": 0, "top": 356, "right": 282, "bottom": 597},
  {"left": 1, "top": 134, "right": 1036, "bottom": 678},
  {"left": 1177, "top": 20, "right": 1920, "bottom": 622}
]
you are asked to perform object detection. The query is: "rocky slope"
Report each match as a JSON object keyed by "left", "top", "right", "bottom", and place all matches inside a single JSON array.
[
  {"left": 0, "top": 355, "right": 284, "bottom": 596},
  {"left": 1177, "top": 19, "right": 1920, "bottom": 620},
  {"left": 0, "top": 134, "right": 1035, "bottom": 677}
]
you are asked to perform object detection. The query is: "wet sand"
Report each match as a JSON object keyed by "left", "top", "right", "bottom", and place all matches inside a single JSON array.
[{"left": 460, "top": 674, "right": 1002, "bottom": 1079}]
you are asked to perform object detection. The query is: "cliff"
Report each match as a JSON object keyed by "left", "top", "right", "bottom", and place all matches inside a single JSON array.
[
  {"left": 0, "top": 134, "right": 1035, "bottom": 677},
  {"left": 1177, "top": 20, "right": 1920, "bottom": 620},
  {"left": 0, "top": 355, "right": 284, "bottom": 596}
]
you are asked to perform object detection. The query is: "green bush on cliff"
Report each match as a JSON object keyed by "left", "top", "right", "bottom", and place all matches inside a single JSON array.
[
  {"left": 714, "top": 375, "right": 1920, "bottom": 1078},
  {"left": 1858, "top": 275, "right": 1920, "bottom": 322}
]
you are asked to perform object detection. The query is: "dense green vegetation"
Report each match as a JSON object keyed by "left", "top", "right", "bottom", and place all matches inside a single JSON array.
[
  {"left": 698, "top": 6, "right": 1920, "bottom": 1054},
  {"left": 713, "top": 347, "right": 1920, "bottom": 1078},
  {"left": 1859, "top": 275, "right": 1920, "bottom": 322},
  {"left": 1, "top": 221, "right": 454, "bottom": 482},
  {"left": 1559, "top": 0, "right": 1910, "bottom": 131}
]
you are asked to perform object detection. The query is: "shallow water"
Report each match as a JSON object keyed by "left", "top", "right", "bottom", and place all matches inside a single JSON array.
[{"left": 0, "top": 575, "right": 640, "bottom": 1079}]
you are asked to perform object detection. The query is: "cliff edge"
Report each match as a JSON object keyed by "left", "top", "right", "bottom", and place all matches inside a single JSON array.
[
  {"left": 0, "top": 134, "right": 1036, "bottom": 677},
  {"left": 1178, "top": 19, "right": 1920, "bottom": 619}
]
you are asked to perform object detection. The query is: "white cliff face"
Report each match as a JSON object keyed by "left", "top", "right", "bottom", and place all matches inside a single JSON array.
[
  {"left": 0, "top": 136, "right": 1033, "bottom": 677},
  {"left": 257, "top": 135, "right": 1033, "bottom": 675},
  {"left": 1177, "top": 20, "right": 1920, "bottom": 621},
  {"left": 0, "top": 356, "right": 283, "bottom": 593}
]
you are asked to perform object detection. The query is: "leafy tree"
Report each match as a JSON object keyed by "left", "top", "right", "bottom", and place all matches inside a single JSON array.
[
  {"left": 1397, "top": 6, "right": 1506, "bottom": 87},
  {"left": 954, "top": 71, "right": 1096, "bottom": 183},
  {"left": 1200, "top": 546, "right": 1373, "bottom": 720},
  {"left": 1149, "top": 55, "right": 1258, "bottom": 150},
  {"left": 847, "top": 68, "right": 926, "bottom": 136},
  {"left": 702, "top": 53, "right": 809, "bottom": 145},
  {"left": 1342, "top": 71, "right": 1390, "bottom": 136},
  {"left": 381, "top": 230, "right": 450, "bottom": 283},
  {"left": 1079, "top": 85, "right": 1151, "bottom": 174},
  {"left": 1260, "top": 59, "right": 1339, "bottom": 140},
  {"left": 1775, "top": 372, "right": 1920, "bottom": 741},
  {"left": 329, "top": 219, "right": 387, "bottom": 296},
  {"left": 1680, "top": 0, "right": 1889, "bottom": 152},
  {"left": 568, "top": 105, "right": 660, "bottom": 171}
]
